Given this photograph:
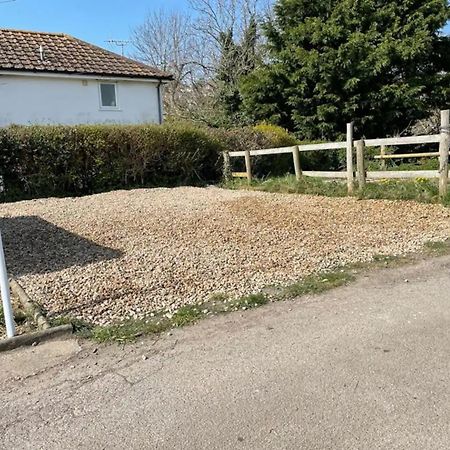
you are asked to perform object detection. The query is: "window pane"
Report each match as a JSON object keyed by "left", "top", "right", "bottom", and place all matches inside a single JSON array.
[{"left": 100, "top": 84, "right": 117, "bottom": 107}]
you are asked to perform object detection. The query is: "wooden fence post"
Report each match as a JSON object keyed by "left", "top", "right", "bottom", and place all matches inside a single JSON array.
[
  {"left": 356, "top": 139, "right": 366, "bottom": 189},
  {"left": 223, "top": 151, "right": 231, "bottom": 181},
  {"left": 380, "top": 145, "right": 386, "bottom": 170},
  {"left": 346, "top": 122, "right": 354, "bottom": 194},
  {"left": 292, "top": 145, "right": 302, "bottom": 180},
  {"left": 439, "top": 109, "right": 449, "bottom": 199},
  {"left": 244, "top": 149, "right": 252, "bottom": 183}
]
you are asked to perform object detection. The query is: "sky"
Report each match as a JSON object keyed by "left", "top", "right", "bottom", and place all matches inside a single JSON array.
[
  {"left": 0, "top": 0, "right": 192, "bottom": 53},
  {"left": 1, "top": 0, "right": 450, "bottom": 55}
]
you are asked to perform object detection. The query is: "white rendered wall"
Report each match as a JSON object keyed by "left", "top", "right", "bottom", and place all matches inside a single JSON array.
[{"left": 0, "top": 73, "right": 162, "bottom": 126}]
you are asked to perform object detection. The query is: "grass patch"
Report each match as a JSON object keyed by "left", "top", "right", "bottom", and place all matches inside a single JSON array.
[
  {"left": 226, "top": 175, "right": 348, "bottom": 198},
  {"left": 359, "top": 178, "right": 441, "bottom": 203},
  {"left": 225, "top": 174, "right": 450, "bottom": 205},
  {"left": 83, "top": 295, "right": 270, "bottom": 343},
  {"left": 279, "top": 271, "right": 355, "bottom": 299},
  {"left": 50, "top": 316, "right": 93, "bottom": 337},
  {"left": 90, "top": 320, "right": 167, "bottom": 344},
  {"left": 367, "top": 158, "right": 439, "bottom": 172},
  {"left": 171, "top": 305, "right": 203, "bottom": 327},
  {"left": 369, "top": 254, "right": 404, "bottom": 267},
  {"left": 229, "top": 293, "right": 269, "bottom": 309},
  {"left": 424, "top": 239, "right": 450, "bottom": 256}
]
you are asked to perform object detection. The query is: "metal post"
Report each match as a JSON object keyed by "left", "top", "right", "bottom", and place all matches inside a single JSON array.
[
  {"left": 439, "top": 110, "right": 449, "bottom": 199},
  {"left": 346, "top": 123, "right": 354, "bottom": 194},
  {"left": 0, "top": 231, "right": 14, "bottom": 338}
]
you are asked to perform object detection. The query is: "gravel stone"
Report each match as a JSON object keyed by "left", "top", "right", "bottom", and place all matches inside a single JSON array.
[{"left": 1, "top": 186, "right": 449, "bottom": 325}]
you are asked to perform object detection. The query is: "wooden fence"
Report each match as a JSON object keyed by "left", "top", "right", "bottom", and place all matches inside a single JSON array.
[{"left": 224, "top": 110, "right": 450, "bottom": 199}]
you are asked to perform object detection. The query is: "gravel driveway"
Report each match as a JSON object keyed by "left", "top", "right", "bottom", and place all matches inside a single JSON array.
[{"left": 1, "top": 187, "right": 449, "bottom": 324}]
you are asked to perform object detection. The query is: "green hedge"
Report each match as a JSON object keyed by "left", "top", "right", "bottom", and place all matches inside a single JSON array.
[
  {"left": 0, "top": 122, "right": 327, "bottom": 202},
  {"left": 0, "top": 123, "right": 224, "bottom": 201}
]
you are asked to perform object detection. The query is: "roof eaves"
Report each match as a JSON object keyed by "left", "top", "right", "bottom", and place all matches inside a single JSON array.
[{"left": 0, "top": 67, "right": 174, "bottom": 81}]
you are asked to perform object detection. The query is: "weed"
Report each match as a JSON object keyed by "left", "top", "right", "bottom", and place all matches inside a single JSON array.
[
  {"left": 50, "top": 316, "right": 93, "bottom": 337},
  {"left": 279, "top": 271, "right": 355, "bottom": 299},
  {"left": 229, "top": 293, "right": 269, "bottom": 309},
  {"left": 424, "top": 239, "right": 450, "bottom": 256},
  {"left": 365, "top": 254, "right": 405, "bottom": 267},
  {"left": 13, "top": 309, "right": 28, "bottom": 325},
  {"left": 172, "top": 305, "right": 203, "bottom": 327},
  {"left": 0, "top": 305, "right": 29, "bottom": 327},
  {"left": 90, "top": 319, "right": 169, "bottom": 343}
]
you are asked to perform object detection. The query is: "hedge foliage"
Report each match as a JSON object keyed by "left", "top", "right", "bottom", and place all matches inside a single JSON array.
[
  {"left": 0, "top": 122, "right": 329, "bottom": 202},
  {"left": 0, "top": 123, "right": 225, "bottom": 201}
]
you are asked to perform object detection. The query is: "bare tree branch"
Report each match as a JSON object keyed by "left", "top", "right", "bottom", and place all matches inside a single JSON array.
[
  {"left": 132, "top": 9, "right": 213, "bottom": 115},
  {"left": 131, "top": 1, "right": 273, "bottom": 122}
]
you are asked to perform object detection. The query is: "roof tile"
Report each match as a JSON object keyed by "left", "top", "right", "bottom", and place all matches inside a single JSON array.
[{"left": 0, "top": 29, "right": 172, "bottom": 80}]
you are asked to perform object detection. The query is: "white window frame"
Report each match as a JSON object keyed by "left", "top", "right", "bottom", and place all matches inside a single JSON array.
[{"left": 98, "top": 82, "right": 120, "bottom": 110}]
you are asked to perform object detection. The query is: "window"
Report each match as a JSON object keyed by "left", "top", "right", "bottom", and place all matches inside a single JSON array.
[{"left": 99, "top": 83, "right": 118, "bottom": 109}]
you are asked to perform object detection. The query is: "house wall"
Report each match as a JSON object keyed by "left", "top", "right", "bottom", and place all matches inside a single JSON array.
[{"left": 0, "top": 73, "right": 162, "bottom": 126}]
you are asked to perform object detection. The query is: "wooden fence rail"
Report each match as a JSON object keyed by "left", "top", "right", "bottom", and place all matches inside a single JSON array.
[
  {"left": 374, "top": 152, "right": 440, "bottom": 160},
  {"left": 224, "top": 109, "right": 450, "bottom": 199},
  {"left": 364, "top": 135, "right": 440, "bottom": 147},
  {"left": 301, "top": 170, "right": 440, "bottom": 180}
]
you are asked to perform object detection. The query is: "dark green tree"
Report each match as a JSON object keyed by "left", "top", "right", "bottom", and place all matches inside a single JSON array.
[
  {"left": 216, "top": 15, "right": 260, "bottom": 125},
  {"left": 216, "top": 29, "right": 241, "bottom": 119},
  {"left": 241, "top": 0, "right": 450, "bottom": 140}
]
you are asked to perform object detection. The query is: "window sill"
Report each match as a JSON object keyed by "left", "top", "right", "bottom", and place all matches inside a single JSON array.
[{"left": 99, "top": 108, "right": 122, "bottom": 112}]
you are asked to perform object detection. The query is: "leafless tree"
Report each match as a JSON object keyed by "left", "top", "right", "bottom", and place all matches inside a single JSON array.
[
  {"left": 189, "top": 0, "right": 271, "bottom": 66},
  {"left": 131, "top": 1, "right": 272, "bottom": 121},
  {"left": 132, "top": 10, "right": 200, "bottom": 78},
  {"left": 132, "top": 9, "right": 211, "bottom": 115}
]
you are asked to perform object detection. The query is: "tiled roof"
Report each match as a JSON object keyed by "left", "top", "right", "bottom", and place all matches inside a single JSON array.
[{"left": 0, "top": 29, "right": 172, "bottom": 80}]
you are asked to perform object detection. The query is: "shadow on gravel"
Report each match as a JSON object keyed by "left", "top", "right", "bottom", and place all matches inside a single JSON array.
[{"left": 0, "top": 216, "right": 122, "bottom": 276}]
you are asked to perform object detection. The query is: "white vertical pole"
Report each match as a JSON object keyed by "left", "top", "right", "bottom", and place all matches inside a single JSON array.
[
  {"left": 244, "top": 149, "right": 252, "bottom": 184},
  {"left": 0, "top": 232, "right": 14, "bottom": 338},
  {"left": 346, "top": 122, "right": 354, "bottom": 194},
  {"left": 439, "top": 110, "right": 449, "bottom": 200},
  {"left": 292, "top": 145, "right": 302, "bottom": 180}
]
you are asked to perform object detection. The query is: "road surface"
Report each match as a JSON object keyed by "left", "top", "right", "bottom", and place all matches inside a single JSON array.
[{"left": 1, "top": 256, "right": 449, "bottom": 449}]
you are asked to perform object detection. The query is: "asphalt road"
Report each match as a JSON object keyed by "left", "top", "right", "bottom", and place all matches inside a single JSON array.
[{"left": 1, "top": 256, "right": 449, "bottom": 449}]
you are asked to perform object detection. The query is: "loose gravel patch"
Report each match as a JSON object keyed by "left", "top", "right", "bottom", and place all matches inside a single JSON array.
[{"left": 1, "top": 187, "right": 449, "bottom": 325}]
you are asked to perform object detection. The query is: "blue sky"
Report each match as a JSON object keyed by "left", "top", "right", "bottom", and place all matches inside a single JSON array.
[
  {"left": 1, "top": 0, "right": 450, "bottom": 54},
  {"left": 0, "top": 0, "right": 192, "bottom": 52}
]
